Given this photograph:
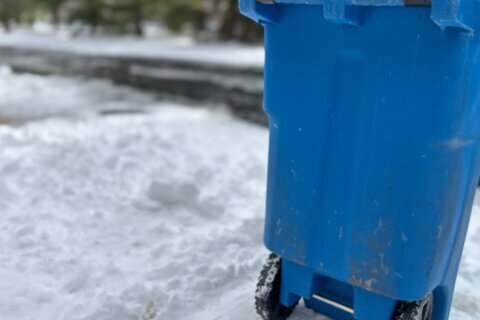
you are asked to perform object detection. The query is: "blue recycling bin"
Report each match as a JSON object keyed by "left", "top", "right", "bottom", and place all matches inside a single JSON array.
[{"left": 240, "top": 1, "right": 480, "bottom": 319}]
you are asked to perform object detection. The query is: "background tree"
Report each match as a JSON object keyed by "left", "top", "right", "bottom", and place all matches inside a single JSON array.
[
  {"left": 157, "top": 0, "right": 205, "bottom": 34},
  {"left": 210, "top": 0, "right": 262, "bottom": 42},
  {"left": 38, "top": 0, "right": 66, "bottom": 27},
  {"left": 69, "top": 0, "right": 105, "bottom": 35},
  {"left": 105, "top": 0, "right": 156, "bottom": 37},
  {"left": 0, "top": 0, "right": 262, "bottom": 42},
  {"left": 131, "top": 0, "right": 144, "bottom": 37},
  {"left": 0, "top": 0, "right": 24, "bottom": 32}
]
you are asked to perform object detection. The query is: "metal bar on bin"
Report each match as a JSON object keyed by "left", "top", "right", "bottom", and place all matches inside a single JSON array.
[{"left": 312, "top": 294, "right": 355, "bottom": 315}]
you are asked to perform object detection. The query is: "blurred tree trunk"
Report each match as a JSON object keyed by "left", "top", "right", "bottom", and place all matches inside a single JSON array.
[
  {"left": 0, "top": 0, "right": 16, "bottom": 33},
  {"left": 132, "top": 0, "right": 144, "bottom": 37},
  {"left": 86, "top": 0, "right": 101, "bottom": 36},
  {"left": 52, "top": 6, "right": 60, "bottom": 28},
  {"left": 219, "top": 0, "right": 237, "bottom": 40},
  {"left": 38, "top": 0, "right": 66, "bottom": 29},
  {"left": 239, "top": 18, "right": 263, "bottom": 43},
  {"left": 1, "top": 19, "right": 11, "bottom": 33},
  {"left": 217, "top": 0, "right": 262, "bottom": 42}
]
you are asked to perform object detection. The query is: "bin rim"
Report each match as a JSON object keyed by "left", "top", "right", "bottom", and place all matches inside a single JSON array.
[{"left": 239, "top": 0, "right": 476, "bottom": 31}]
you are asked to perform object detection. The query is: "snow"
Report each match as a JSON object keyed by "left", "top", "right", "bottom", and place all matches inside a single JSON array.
[
  {"left": 0, "top": 69, "right": 479, "bottom": 319},
  {"left": 0, "top": 31, "right": 264, "bottom": 69},
  {"left": 0, "top": 100, "right": 269, "bottom": 319},
  {"left": 0, "top": 66, "right": 157, "bottom": 122}
]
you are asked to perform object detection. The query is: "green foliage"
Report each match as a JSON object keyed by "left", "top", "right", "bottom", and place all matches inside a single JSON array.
[
  {"left": 157, "top": 0, "right": 205, "bottom": 33},
  {"left": 40, "top": 0, "right": 65, "bottom": 9},
  {"left": 37, "top": 0, "right": 66, "bottom": 25},
  {"left": 0, "top": 0, "right": 58, "bottom": 30},
  {"left": 68, "top": 0, "right": 153, "bottom": 36},
  {"left": 69, "top": 0, "right": 105, "bottom": 32},
  {"left": 0, "top": 0, "right": 262, "bottom": 42},
  {"left": 0, "top": 0, "right": 23, "bottom": 31}
]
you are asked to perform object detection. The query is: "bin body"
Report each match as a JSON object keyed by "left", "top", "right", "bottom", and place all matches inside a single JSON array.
[{"left": 241, "top": 1, "right": 480, "bottom": 319}]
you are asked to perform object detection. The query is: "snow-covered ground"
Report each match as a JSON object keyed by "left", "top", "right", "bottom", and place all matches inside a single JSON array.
[
  {"left": 0, "top": 31, "right": 264, "bottom": 68},
  {"left": 0, "top": 66, "right": 158, "bottom": 123},
  {"left": 0, "top": 69, "right": 479, "bottom": 320}
]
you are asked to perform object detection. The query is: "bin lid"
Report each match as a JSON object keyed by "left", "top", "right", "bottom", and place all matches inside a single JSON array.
[{"left": 240, "top": 0, "right": 476, "bottom": 31}]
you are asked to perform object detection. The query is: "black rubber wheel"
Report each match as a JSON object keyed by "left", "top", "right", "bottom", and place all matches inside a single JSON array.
[
  {"left": 255, "top": 253, "right": 298, "bottom": 320},
  {"left": 394, "top": 294, "right": 434, "bottom": 320}
]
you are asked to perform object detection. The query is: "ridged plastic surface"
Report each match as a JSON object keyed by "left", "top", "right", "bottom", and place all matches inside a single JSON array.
[
  {"left": 240, "top": 0, "right": 478, "bottom": 30},
  {"left": 240, "top": 1, "right": 480, "bottom": 319},
  {"left": 261, "top": 4, "right": 480, "bottom": 301}
]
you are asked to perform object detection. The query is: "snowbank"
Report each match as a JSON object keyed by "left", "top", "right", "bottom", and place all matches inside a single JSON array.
[
  {"left": 0, "top": 66, "right": 156, "bottom": 122},
  {"left": 0, "top": 105, "right": 270, "bottom": 320},
  {"left": 0, "top": 31, "right": 264, "bottom": 69},
  {"left": 0, "top": 71, "right": 478, "bottom": 319},
  {"left": 0, "top": 33, "right": 266, "bottom": 123}
]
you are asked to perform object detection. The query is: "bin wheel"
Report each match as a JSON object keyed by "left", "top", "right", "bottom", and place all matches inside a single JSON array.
[
  {"left": 255, "top": 253, "right": 297, "bottom": 320},
  {"left": 394, "top": 294, "right": 433, "bottom": 320}
]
